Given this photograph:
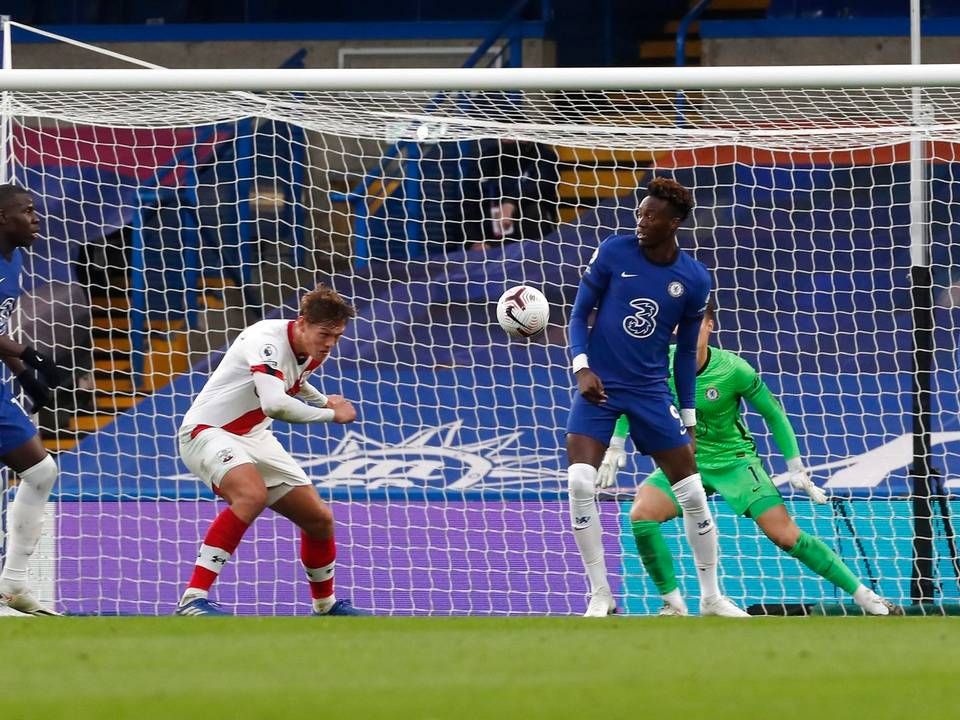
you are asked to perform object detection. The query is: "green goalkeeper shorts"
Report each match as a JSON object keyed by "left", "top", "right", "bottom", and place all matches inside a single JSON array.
[{"left": 643, "top": 459, "right": 784, "bottom": 519}]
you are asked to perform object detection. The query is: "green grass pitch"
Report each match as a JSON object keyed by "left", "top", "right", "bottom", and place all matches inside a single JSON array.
[{"left": 0, "top": 617, "right": 955, "bottom": 719}]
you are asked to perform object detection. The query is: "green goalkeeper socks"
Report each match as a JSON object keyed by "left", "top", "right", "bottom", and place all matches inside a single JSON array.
[
  {"left": 633, "top": 523, "right": 861, "bottom": 598},
  {"left": 787, "top": 531, "right": 860, "bottom": 595},
  {"left": 631, "top": 520, "right": 679, "bottom": 595}
]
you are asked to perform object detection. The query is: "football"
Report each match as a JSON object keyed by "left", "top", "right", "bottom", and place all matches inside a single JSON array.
[{"left": 496, "top": 285, "right": 550, "bottom": 338}]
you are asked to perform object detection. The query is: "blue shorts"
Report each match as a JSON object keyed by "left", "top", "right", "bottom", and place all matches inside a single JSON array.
[
  {"left": 566, "top": 387, "right": 689, "bottom": 455},
  {"left": 0, "top": 381, "right": 38, "bottom": 456}
]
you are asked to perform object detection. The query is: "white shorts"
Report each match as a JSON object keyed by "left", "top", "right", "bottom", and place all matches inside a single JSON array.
[{"left": 179, "top": 425, "right": 311, "bottom": 505}]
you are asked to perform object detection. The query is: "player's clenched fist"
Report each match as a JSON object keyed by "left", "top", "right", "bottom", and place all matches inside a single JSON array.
[
  {"left": 324, "top": 395, "right": 357, "bottom": 424},
  {"left": 576, "top": 367, "right": 607, "bottom": 404}
]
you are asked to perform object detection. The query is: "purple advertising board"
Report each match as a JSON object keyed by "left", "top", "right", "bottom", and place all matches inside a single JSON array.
[{"left": 55, "top": 500, "right": 625, "bottom": 616}]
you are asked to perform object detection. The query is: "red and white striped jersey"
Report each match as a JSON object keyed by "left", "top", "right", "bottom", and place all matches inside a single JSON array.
[{"left": 181, "top": 319, "right": 321, "bottom": 436}]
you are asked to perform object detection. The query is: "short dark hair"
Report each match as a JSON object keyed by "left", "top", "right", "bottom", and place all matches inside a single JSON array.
[
  {"left": 300, "top": 285, "right": 355, "bottom": 325},
  {"left": 0, "top": 183, "right": 30, "bottom": 210},
  {"left": 646, "top": 177, "right": 694, "bottom": 222}
]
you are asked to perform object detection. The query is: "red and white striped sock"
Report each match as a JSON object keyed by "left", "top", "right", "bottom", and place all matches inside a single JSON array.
[
  {"left": 181, "top": 507, "right": 250, "bottom": 604},
  {"left": 301, "top": 532, "right": 336, "bottom": 613}
]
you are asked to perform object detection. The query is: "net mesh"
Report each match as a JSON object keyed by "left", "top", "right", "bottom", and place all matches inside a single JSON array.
[{"left": 5, "top": 85, "right": 959, "bottom": 614}]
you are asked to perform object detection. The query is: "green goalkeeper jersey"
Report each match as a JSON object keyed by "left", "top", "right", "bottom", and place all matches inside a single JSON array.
[{"left": 615, "top": 345, "right": 800, "bottom": 470}]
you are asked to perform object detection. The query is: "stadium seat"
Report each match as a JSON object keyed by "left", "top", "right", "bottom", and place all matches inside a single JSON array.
[{"left": 768, "top": 0, "right": 944, "bottom": 18}]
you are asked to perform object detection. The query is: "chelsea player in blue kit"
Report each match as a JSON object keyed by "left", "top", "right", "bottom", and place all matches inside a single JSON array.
[
  {"left": 0, "top": 184, "right": 65, "bottom": 616},
  {"left": 567, "top": 177, "right": 746, "bottom": 617}
]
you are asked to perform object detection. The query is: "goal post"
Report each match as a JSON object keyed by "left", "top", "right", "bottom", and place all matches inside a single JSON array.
[
  {"left": 5, "top": 64, "right": 960, "bottom": 90},
  {"left": 3, "top": 64, "right": 960, "bottom": 615}
]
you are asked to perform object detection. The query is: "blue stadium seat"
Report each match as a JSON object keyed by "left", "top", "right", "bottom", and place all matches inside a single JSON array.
[{"left": 768, "top": 0, "right": 955, "bottom": 18}]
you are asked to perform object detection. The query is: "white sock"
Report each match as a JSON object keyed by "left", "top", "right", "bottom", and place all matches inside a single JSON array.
[
  {"left": 313, "top": 596, "right": 337, "bottom": 614},
  {"left": 671, "top": 473, "right": 720, "bottom": 599},
  {"left": 180, "top": 588, "right": 209, "bottom": 604},
  {"left": 568, "top": 463, "right": 609, "bottom": 595},
  {"left": 0, "top": 456, "right": 57, "bottom": 589}
]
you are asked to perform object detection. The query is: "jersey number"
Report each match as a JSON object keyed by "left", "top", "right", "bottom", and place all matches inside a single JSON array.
[{"left": 622, "top": 298, "right": 660, "bottom": 339}]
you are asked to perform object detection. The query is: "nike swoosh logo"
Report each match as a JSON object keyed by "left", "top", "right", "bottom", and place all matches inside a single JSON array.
[{"left": 621, "top": 272, "right": 637, "bottom": 278}]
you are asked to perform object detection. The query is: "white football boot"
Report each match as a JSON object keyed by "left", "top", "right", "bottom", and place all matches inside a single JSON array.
[
  {"left": 657, "top": 602, "right": 689, "bottom": 617},
  {"left": 583, "top": 587, "right": 617, "bottom": 617},
  {"left": 0, "top": 585, "right": 61, "bottom": 616},
  {"left": 853, "top": 586, "right": 901, "bottom": 616},
  {"left": 0, "top": 603, "right": 33, "bottom": 617},
  {"left": 700, "top": 594, "right": 750, "bottom": 618}
]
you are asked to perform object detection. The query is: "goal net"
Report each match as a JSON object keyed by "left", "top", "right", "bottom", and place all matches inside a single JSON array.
[{"left": 6, "top": 67, "right": 960, "bottom": 615}]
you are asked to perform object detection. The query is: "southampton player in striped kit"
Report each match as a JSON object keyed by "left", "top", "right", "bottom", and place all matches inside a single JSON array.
[
  {"left": 598, "top": 301, "right": 899, "bottom": 616},
  {"left": 0, "top": 185, "right": 65, "bottom": 616},
  {"left": 567, "top": 177, "right": 746, "bottom": 617},
  {"left": 176, "top": 285, "right": 367, "bottom": 615}
]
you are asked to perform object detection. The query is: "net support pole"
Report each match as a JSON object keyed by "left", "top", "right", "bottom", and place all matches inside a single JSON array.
[
  {"left": 0, "top": 15, "right": 12, "bottom": 185},
  {"left": 908, "top": 0, "right": 936, "bottom": 605}
]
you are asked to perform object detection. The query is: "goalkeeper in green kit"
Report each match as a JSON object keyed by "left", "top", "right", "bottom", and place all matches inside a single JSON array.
[{"left": 598, "top": 301, "right": 898, "bottom": 616}]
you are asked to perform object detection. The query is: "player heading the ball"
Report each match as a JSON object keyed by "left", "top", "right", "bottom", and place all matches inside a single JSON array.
[
  {"left": 176, "top": 285, "right": 368, "bottom": 616},
  {"left": 566, "top": 177, "right": 746, "bottom": 617}
]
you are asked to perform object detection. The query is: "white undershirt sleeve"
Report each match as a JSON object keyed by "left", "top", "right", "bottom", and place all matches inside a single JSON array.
[
  {"left": 252, "top": 372, "right": 335, "bottom": 423},
  {"left": 297, "top": 381, "right": 329, "bottom": 407}
]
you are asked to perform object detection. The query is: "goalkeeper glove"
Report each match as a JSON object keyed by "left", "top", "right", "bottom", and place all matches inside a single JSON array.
[
  {"left": 19, "top": 346, "right": 64, "bottom": 388},
  {"left": 16, "top": 370, "right": 51, "bottom": 413},
  {"left": 596, "top": 437, "right": 627, "bottom": 489},
  {"left": 787, "top": 457, "right": 827, "bottom": 504}
]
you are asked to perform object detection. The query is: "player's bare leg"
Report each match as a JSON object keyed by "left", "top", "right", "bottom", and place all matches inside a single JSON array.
[
  {"left": 652, "top": 443, "right": 747, "bottom": 617},
  {"left": 177, "top": 463, "right": 265, "bottom": 616},
  {"left": 0, "top": 437, "right": 60, "bottom": 616},
  {"left": 755, "top": 505, "right": 899, "bottom": 616},
  {"left": 629, "top": 485, "right": 687, "bottom": 616},
  {"left": 567, "top": 433, "right": 616, "bottom": 617},
  {"left": 271, "top": 485, "right": 368, "bottom": 616}
]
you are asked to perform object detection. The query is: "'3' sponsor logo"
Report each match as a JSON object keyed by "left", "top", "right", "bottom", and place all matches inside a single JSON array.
[{"left": 622, "top": 298, "right": 659, "bottom": 339}]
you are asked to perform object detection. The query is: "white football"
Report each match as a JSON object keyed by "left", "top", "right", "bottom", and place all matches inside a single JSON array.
[{"left": 496, "top": 285, "right": 550, "bottom": 338}]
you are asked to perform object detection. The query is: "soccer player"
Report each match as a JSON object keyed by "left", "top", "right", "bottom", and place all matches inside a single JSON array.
[
  {"left": 176, "top": 285, "right": 367, "bottom": 616},
  {"left": 567, "top": 177, "right": 746, "bottom": 618},
  {"left": 0, "top": 184, "right": 65, "bottom": 617},
  {"left": 597, "top": 301, "right": 898, "bottom": 616}
]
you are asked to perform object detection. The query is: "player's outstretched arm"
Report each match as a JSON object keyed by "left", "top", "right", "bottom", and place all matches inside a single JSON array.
[
  {"left": 252, "top": 372, "right": 355, "bottom": 424},
  {"left": 596, "top": 414, "right": 630, "bottom": 489},
  {"left": 740, "top": 364, "right": 826, "bottom": 504},
  {"left": 297, "top": 381, "right": 328, "bottom": 407}
]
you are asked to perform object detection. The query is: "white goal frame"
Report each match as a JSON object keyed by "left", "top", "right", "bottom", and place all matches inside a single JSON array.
[{"left": 4, "top": 62, "right": 960, "bottom": 615}]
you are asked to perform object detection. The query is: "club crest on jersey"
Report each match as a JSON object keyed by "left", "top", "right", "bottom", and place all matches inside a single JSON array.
[
  {"left": 216, "top": 448, "right": 235, "bottom": 464},
  {"left": 705, "top": 387, "right": 720, "bottom": 401},
  {"left": 667, "top": 281, "right": 684, "bottom": 298}
]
